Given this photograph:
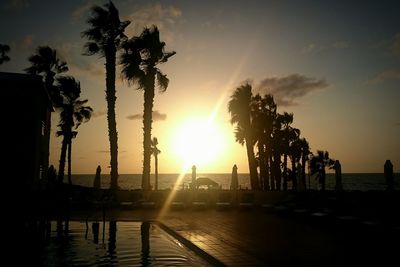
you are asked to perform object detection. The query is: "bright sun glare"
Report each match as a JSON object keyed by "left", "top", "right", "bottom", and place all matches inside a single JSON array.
[{"left": 172, "top": 118, "right": 226, "bottom": 169}]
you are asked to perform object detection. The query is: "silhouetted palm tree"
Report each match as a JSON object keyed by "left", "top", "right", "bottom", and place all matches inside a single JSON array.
[
  {"left": 289, "top": 134, "right": 302, "bottom": 191},
  {"left": 228, "top": 83, "right": 259, "bottom": 190},
  {"left": 25, "top": 46, "right": 68, "bottom": 182},
  {"left": 0, "top": 44, "right": 10, "bottom": 64},
  {"left": 151, "top": 137, "right": 161, "bottom": 190},
  {"left": 298, "top": 138, "right": 310, "bottom": 190},
  {"left": 82, "top": 1, "right": 130, "bottom": 191},
  {"left": 121, "top": 26, "right": 175, "bottom": 190},
  {"left": 277, "top": 112, "right": 299, "bottom": 190},
  {"left": 310, "top": 150, "right": 334, "bottom": 191},
  {"left": 252, "top": 94, "right": 276, "bottom": 190},
  {"left": 55, "top": 76, "right": 93, "bottom": 185},
  {"left": 25, "top": 46, "right": 68, "bottom": 103}
]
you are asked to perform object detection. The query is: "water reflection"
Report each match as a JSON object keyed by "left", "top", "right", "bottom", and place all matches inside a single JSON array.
[
  {"left": 141, "top": 221, "right": 150, "bottom": 265},
  {"left": 24, "top": 220, "right": 209, "bottom": 266},
  {"left": 92, "top": 222, "right": 99, "bottom": 244}
]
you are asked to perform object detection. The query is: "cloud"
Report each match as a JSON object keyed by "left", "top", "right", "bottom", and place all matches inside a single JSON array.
[
  {"left": 12, "top": 34, "right": 34, "bottom": 52},
  {"left": 56, "top": 42, "right": 105, "bottom": 78},
  {"left": 127, "top": 110, "right": 167, "bottom": 121},
  {"left": 255, "top": 74, "right": 329, "bottom": 106},
  {"left": 124, "top": 3, "right": 182, "bottom": 44},
  {"left": 97, "top": 150, "right": 126, "bottom": 153},
  {"left": 92, "top": 110, "right": 106, "bottom": 118},
  {"left": 71, "top": 0, "right": 96, "bottom": 23},
  {"left": 367, "top": 69, "right": 400, "bottom": 84},
  {"left": 302, "top": 41, "right": 349, "bottom": 54},
  {"left": 2, "top": 0, "right": 30, "bottom": 11},
  {"left": 391, "top": 33, "right": 400, "bottom": 59}
]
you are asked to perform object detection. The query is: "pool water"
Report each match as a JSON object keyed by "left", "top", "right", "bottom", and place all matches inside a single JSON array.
[{"left": 42, "top": 221, "right": 210, "bottom": 266}]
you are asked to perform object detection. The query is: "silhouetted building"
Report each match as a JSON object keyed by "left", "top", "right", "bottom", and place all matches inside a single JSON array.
[{"left": 1, "top": 72, "right": 53, "bottom": 192}]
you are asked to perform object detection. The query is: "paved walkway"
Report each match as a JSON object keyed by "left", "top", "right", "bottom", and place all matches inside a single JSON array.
[{"left": 70, "top": 203, "right": 399, "bottom": 267}]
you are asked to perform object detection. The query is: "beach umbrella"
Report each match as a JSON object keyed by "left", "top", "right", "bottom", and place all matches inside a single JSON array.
[
  {"left": 191, "top": 165, "right": 196, "bottom": 188},
  {"left": 231, "top": 164, "right": 238, "bottom": 190}
]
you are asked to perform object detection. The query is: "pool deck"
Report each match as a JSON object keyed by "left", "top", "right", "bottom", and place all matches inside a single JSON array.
[{"left": 64, "top": 192, "right": 400, "bottom": 267}]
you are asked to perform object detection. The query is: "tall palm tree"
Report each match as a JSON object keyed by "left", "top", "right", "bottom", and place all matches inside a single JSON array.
[
  {"left": 310, "top": 150, "right": 334, "bottom": 191},
  {"left": 277, "top": 112, "right": 299, "bottom": 190},
  {"left": 121, "top": 26, "right": 175, "bottom": 191},
  {"left": 55, "top": 76, "right": 93, "bottom": 185},
  {"left": 289, "top": 134, "right": 302, "bottom": 191},
  {"left": 151, "top": 137, "right": 161, "bottom": 190},
  {"left": 252, "top": 94, "right": 276, "bottom": 190},
  {"left": 228, "top": 83, "right": 259, "bottom": 190},
  {"left": 25, "top": 46, "right": 69, "bottom": 182},
  {"left": 82, "top": 1, "right": 130, "bottom": 191},
  {"left": 298, "top": 138, "right": 310, "bottom": 190},
  {"left": 0, "top": 44, "right": 10, "bottom": 64}
]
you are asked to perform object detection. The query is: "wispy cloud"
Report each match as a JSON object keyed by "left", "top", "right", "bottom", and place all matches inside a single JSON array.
[
  {"left": 2, "top": 0, "right": 30, "bottom": 11},
  {"left": 71, "top": 0, "right": 96, "bottom": 23},
  {"left": 13, "top": 34, "right": 34, "bottom": 51},
  {"left": 391, "top": 32, "right": 400, "bottom": 59},
  {"left": 127, "top": 110, "right": 167, "bottom": 121},
  {"left": 302, "top": 41, "right": 349, "bottom": 54},
  {"left": 92, "top": 110, "right": 106, "bottom": 118},
  {"left": 123, "top": 3, "right": 182, "bottom": 44},
  {"left": 97, "top": 150, "right": 126, "bottom": 153},
  {"left": 255, "top": 74, "right": 329, "bottom": 106},
  {"left": 57, "top": 42, "right": 105, "bottom": 79},
  {"left": 367, "top": 69, "right": 400, "bottom": 84}
]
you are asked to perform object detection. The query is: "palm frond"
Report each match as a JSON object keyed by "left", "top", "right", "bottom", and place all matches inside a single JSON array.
[{"left": 156, "top": 70, "right": 169, "bottom": 92}]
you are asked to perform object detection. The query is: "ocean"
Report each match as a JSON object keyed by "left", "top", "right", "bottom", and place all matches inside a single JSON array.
[{"left": 70, "top": 173, "right": 400, "bottom": 191}]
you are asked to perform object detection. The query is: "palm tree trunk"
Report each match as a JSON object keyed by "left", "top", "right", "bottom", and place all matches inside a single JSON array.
[
  {"left": 291, "top": 156, "right": 297, "bottom": 191},
  {"left": 301, "top": 155, "right": 307, "bottom": 190},
  {"left": 42, "top": 111, "right": 51, "bottom": 183},
  {"left": 57, "top": 137, "right": 68, "bottom": 184},
  {"left": 155, "top": 154, "right": 158, "bottom": 190},
  {"left": 258, "top": 142, "right": 267, "bottom": 190},
  {"left": 67, "top": 137, "right": 72, "bottom": 185},
  {"left": 245, "top": 138, "right": 259, "bottom": 190},
  {"left": 105, "top": 49, "right": 119, "bottom": 191},
  {"left": 273, "top": 153, "right": 281, "bottom": 190},
  {"left": 283, "top": 154, "right": 288, "bottom": 191},
  {"left": 142, "top": 72, "right": 155, "bottom": 191}
]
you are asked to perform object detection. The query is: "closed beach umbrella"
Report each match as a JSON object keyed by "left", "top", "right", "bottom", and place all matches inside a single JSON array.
[
  {"left": 231, "top": 164, "right": 238, "bottom": 190},
  {"left": 191, "top": 165, "right": 196, "bottom": 188}
]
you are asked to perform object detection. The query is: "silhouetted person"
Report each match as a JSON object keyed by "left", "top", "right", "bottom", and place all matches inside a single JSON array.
[
  {"left": 141, "top": 221, "right": 150, "bottom": 265},
  {"left": 93, "top": 165, "right": 101, "bottom": 189},
  {"left": 333, "top": 160, "right": 343, "bottom": 191},
  {"left": 231, "top": 164, "right": 239, "bottom": 190},
  {"left": 191, "top": 165, "right": 196, "bottom": 189},
  {"left": 384, "top": 160, "right": 394, "bottom": 191}
]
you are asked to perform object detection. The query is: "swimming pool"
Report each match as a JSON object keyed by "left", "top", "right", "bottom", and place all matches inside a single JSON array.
[{"left": 41, "top": 220, "right": 211, "bottom": 266}]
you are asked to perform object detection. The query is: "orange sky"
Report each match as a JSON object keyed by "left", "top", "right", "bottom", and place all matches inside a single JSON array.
[{"left": 1, "top": 0, "right": 399, "bottom": 174}]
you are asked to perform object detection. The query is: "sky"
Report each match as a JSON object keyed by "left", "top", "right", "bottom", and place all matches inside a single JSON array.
[{"left": 1, "top": 0, "right": 399, "bottom": 174}]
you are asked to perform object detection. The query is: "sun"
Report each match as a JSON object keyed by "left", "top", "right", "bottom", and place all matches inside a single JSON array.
[{"left": 172, "top": 118, "right": 226, "bottom": 169}]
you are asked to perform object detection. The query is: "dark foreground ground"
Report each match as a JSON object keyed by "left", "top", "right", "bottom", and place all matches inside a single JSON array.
[{"left": 7, "top": 189, "right": 400, "bottom": 266}]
